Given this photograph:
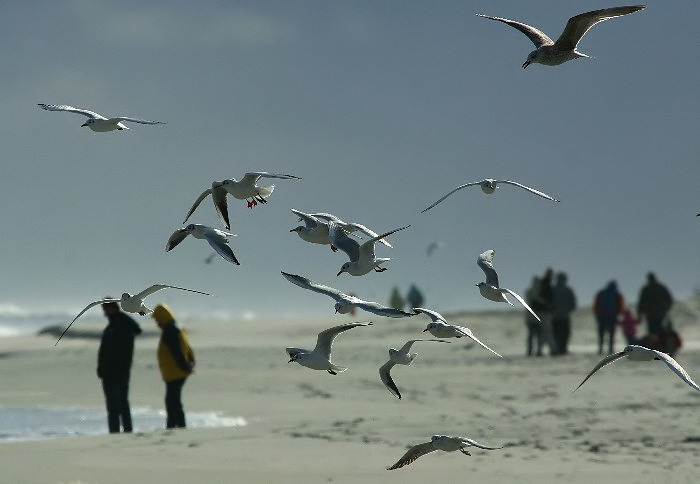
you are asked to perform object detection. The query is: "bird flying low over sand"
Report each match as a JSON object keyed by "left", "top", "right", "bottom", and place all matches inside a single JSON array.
[
  {"left": 56, "top": 284, "right": 210, "bottom": 344},
  {"left": 476, "top": 249, "right": 540, "bottom": 322},
  {"left": 387, "top": 435, "right": 502, "bottom": 470},
  {"left": 166, "top": 224, "right": 239, "bottom": 265},
  {"left": 421, "top": 178, "right": 559, "bottom": 213},
  {"left": 330, "top": 222, "right": 410, "bottom": 276},
  {"left": 379, "top": 339, "right": 450, "bottom": 399},
  {"left": 286, "top": 322, "right": 372, "bottom": 375},
  {"left": 477, "top": 5, "right": 645, "bottom": 68},
  {"left": 281, "top": 272, "right": 416, "bottom": 318},
  {"left": 38, "top": 103, "right": 165, "bottom": 132},
  {"left": 414, "top": 307, "right": 503, "bottom": 358},
  {"left": 184, "top": 173, "right": 301, "bottom": 227},
  {"left": 573, "top": 345, "right": 700, "bottom": 392}
]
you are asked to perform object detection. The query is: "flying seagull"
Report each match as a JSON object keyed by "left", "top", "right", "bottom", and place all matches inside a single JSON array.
[
  {"left": 379, "top": 339, "right": 450, "bottom": 399},
  {"left": 184, "top": 173, "right": 301, "bottom": 226},
  {"left": 309, "top": 212, "right": 393, "bottom": 248},
  {"left": 286, "top": 322, "right": 372, "bottom": 374},
  {"left": 414, "top": 307, "right": 503, "bottom": 358},
  {"left": 574, "top": 345, "right": 700, "bottom": 392},
  {"left": 387, "top": 435, "right": 502, "bottom": 470},
  {"left": 166, "top": 223, "right": 239, "bottom": 265},
  {"left": 422, "top": 178, "right": 559, "bottom": 213},
  {"left": 476, "top": 250, "right": 540, "bottom": 322},
  {"left": 289, "top": 209, "right": 388, "bottom": 253},
  {"left": 281, "top": 272, "right": 415, "bottom": 318},
  {"left": 330, "top": 222, "right": 410, "bottom": 276},
  {"left": 56, "top": 284, "right": 210, "bottom": 344},
  {"left": 38, "top": 103, "right": 165, "bottom": 131},
  {"left": 477, "top": 5, "right": 645, "bottom": 68},
  {"left": 289, "top": 209, "right": 333, "bottom": 247}
]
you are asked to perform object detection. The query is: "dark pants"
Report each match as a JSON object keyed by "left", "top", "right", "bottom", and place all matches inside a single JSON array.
[
  {"left": 552, "top": 317, "right": 571, "bottom": 355},
  {"left": 526, "top": 321, "right": 542, "bottom": 356},
  {"left": 101, "top": 377, "right": 132, "bottom": 433},
  {"left": 646, "top": 316, "right": 665, "bottom": 335},
  {"left": 165, "top": 378, "right": 187, "bottom": 429},
  {"left": 596, "top": 316, "right": 616, "bottom": 355}
]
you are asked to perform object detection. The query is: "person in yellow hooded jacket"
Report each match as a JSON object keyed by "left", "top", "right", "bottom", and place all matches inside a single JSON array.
[{"left": 151, "top": 303, "right": 194, "bottom": 429}]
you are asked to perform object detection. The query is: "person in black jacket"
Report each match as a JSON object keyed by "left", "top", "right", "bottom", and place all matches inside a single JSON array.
[
  {"left": 97, "top": 301, "right": 142, "bottom": 433},
  {"left": 637, "top": 272, "right": 673, "bottom": 336}
]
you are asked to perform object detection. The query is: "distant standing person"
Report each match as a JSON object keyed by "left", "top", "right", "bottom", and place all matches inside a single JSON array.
[
  {"left": 152, "top": 304, "right": 195, "bottom": 429},
  {"left": 524, "top": 277, "right": 544, "bottom": 357},
  {"left": 637, "top": 272, "right": 673, "bottom": 336},
  {"left": 389, "top": 287, "right": 405, "bottom": 311},
  {"left": 406, "top": 284, "right": 425, "bottom": 309},
  {"left": 538, "top": 268, "right": 557, "bottom": 355},
  {"left": 551, "top": 272, "right": 577, "bottom": 355},
  {"left": 593, "top": 281, "right": 624, "bottom": 355},
  {"left": 620, "top": 306, "right": 641, "bottom": 345},
  {"left": 97, "top": 301, "right": 142, "bottom": 433}
]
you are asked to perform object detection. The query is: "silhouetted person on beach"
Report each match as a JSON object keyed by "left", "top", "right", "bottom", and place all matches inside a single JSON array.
[
  {"left": 620, "top": 306, "right": 641, "bottom": 345},
  {"left": 97, "top": 301, "right": 141, "bottom": 433},
  {"left": 637, "top": 272, "right": 673, "bottom": 336},
  {"left": 551, "top": 272, "right": 576, "bottom": 355},
  {"left": 524, "top": 277, "right": 544, "bottom": 356},
  {"left": 538, "top": 268, "right": 557, "bottom": 355},
  {"left": 406, "top": 284, "right": 425, "bottom": 309},
  {"left": 152, "top": 303, "right": 195, "bottom": 429},
  {"left": 389, "top": 286, "right": 405, "bottom": 311},
  {"left": 593, "top": 281, "right": 624, "bottom": 355}
]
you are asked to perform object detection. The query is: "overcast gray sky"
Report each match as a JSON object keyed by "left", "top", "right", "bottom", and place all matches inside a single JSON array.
[{"left": 1, "top": 1, "right": 698, "bottom": 321}]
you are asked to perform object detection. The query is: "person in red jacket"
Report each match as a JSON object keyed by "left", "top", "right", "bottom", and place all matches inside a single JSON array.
[{"left": 593, "top": 281, "right": 624, "bottom": 355}]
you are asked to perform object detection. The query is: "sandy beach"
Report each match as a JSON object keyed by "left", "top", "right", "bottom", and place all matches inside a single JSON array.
[{"left": 1, "top": 299, "right": 699, "bottom": 484}]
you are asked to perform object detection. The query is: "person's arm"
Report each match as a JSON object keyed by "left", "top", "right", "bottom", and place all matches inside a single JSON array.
[
  {"left": 637, "top": 289, "right": 646, "bottom": 316},
  {"left": 617, "top": 294, "right": 625, "bottom": 314},
  {"left": 122, "top": 314, "right": 142, "bottom": 336},
  {"left": 97, "top": 341, "right": 105, "bottom": 378},
  {"left": 163, "top": 326, "right": 191, "bottom": 373}
]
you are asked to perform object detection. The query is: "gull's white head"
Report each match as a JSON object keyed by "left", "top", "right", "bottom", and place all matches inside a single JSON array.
[
  {"left": 290, "top": 226, "right": 303, "bottom": 233},
  {"left": 337, "top": 262, "right": 351, "bottom": 276},
  {"left": 81, "top": 118, "right": 96, "bottom": 128},
  {"left": 523, "top": 50, "right": 539, "bottom": 68},
  {"left": 423, "top": 322, "right": 439, "bottom": 332},
  {"left": 286, "top": 348, "right": 304, "bottom": 363},
  {"left": 479, "top": 179, "right": 497, "bottom": 194},
  {"left": 334, "top": 302, "right": 352, "bottom": 314}
]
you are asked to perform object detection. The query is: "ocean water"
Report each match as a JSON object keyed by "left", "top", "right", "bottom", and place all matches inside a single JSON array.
[
  {"left": 0, "top": 305, "right": 81, "bottom": 337},
  {"left": 0, "top": 304, "right": 256, "bottom": 338},
  {"left": 0, "top": 406, "right": 246, "bottom": 443}
]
